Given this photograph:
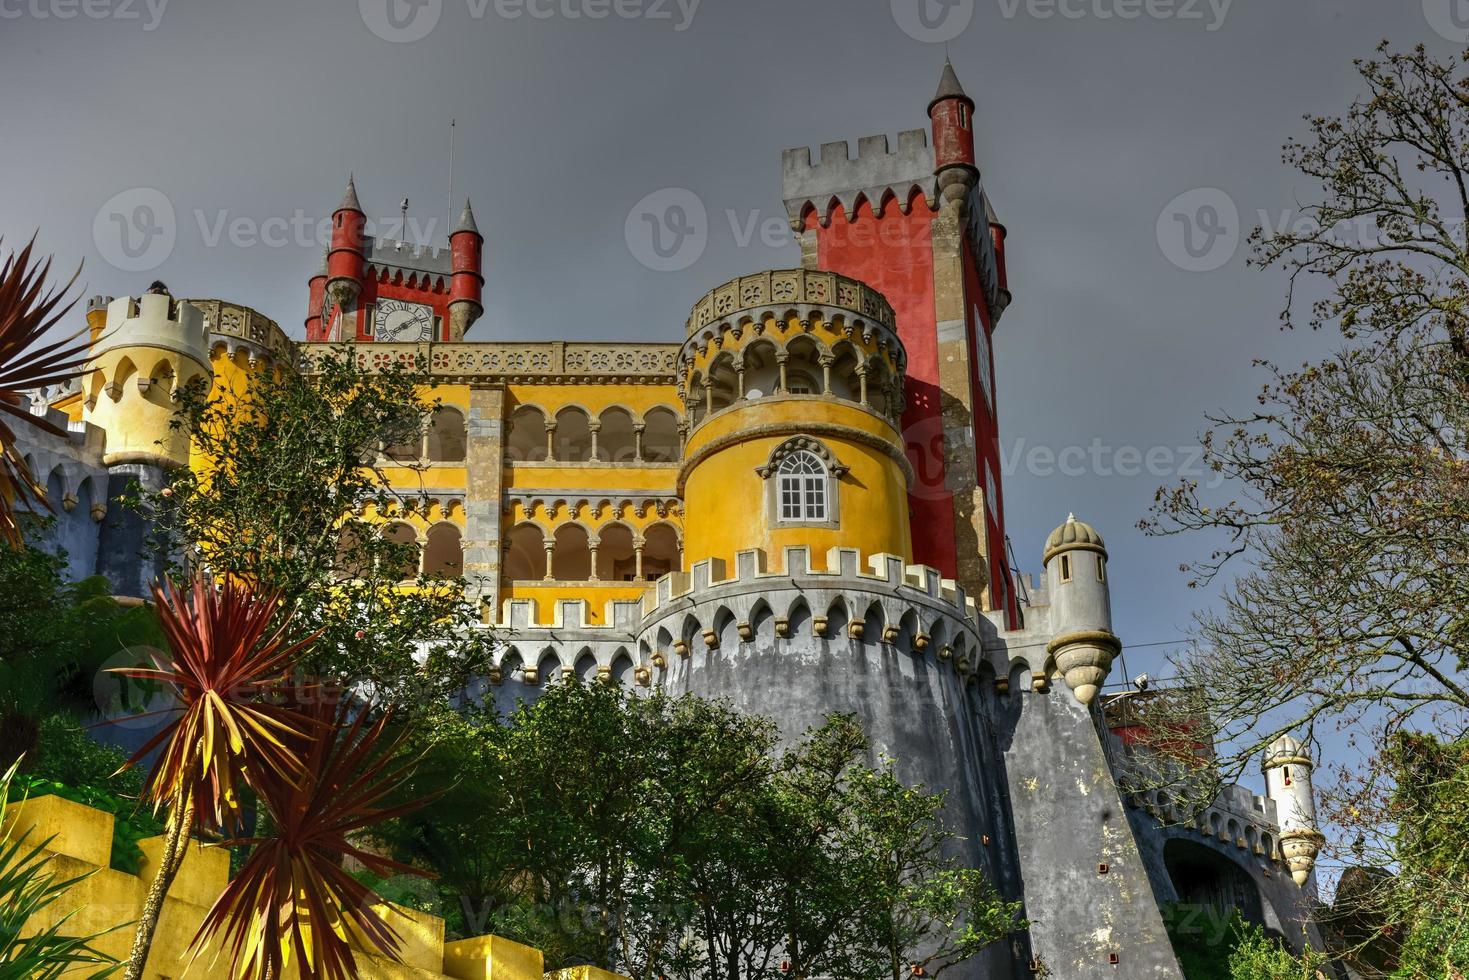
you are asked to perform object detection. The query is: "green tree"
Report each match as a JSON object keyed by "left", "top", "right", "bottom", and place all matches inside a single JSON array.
[
  {"left": 373, "top": 684, "right": 1020, "bottom": 980},
  {"left": 136, "top": 348, "right": 492, "bottom": 713},
  {"left": 1142, "top": 41, "right": 1469, "bottom": 977},
  {"left": 0, "top": 540, "right": 164, "bottom": 770}
]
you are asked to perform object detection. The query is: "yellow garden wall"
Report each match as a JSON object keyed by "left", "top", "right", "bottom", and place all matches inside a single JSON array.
[{"left": 6, "top": 793, "right": 624, "bottom": 980}]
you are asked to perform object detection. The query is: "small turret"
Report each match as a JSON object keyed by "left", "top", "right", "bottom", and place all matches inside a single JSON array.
[
  {"left": 928, "top": 59, "right": 978, "bottom": 204},
  {"left": 325, "top": 175, "right": 366, "bottom": 338},
  {"left": 1042, "top": 514, "right": 1119, "bottom": 704},
  {"left": 85, "top": 294, "right": 113, "bottom": 344},
  {"left": 447, "top": 198, "right": 484, "bottom": 340},
  {"left": 305, "top": 251, "right": 328, "bottom": 341},
  {"left": 1264, "top": 735, "right": 1324, "bottom": 886}
]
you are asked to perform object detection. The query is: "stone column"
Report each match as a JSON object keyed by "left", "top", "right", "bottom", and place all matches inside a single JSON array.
[
  {"left": 931, "top": 193, "right": 989, "bottom": 607},
  {"left": 632, "top": 422, "right": 645, "bottom": 462},
  {"left": 463, "top": 386, "right": 507, "bottom": 619},
  {"left": 588, "top": 420, "right": 601, "bottom": 462},
  {"left": 633, "top": 537, "right": 645, "bottom": 579},
  {"left": 544, "top": 420, "right": 557, "bottom": 462},
  {"left": 543, "top": 538, "right": 555, "bottom": 581}
]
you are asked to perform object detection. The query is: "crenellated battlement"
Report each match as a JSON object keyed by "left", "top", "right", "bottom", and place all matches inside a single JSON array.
[
  {"left": 361, "top": 236, "right": 455, "bottom": 277},
  {"left": 90, "top": 293, "right": 210, "bottom": 367},
  {"left": 644, "top": 546, "right": 978, "bottom": 623},
  {"left": 781, "top": 129, "right": 937, "bottom": 229}
]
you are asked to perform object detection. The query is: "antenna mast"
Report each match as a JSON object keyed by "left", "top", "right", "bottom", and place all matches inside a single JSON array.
[{"left": 447, "top": 118, "right": 456, "bottom": 241}]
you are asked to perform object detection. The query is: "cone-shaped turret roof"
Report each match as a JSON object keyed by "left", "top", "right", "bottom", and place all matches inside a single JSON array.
[
  {"left": 453, "top": 198, "right": 480, "bottom": 236},
  {"left": 338, "top": 174, "right": 362, "bottom": 213},
  {"left": 930, "top": 58, "right": 973, "bottom": 112}
]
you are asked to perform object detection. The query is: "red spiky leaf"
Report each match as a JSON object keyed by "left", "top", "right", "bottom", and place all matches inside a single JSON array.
[
  {"left": 0, "top": 235, "right": 87, "bottom": 548},
  {"left": 190, "top": 696, "right": 433, "bottom": 980},
  {"left": 111, "top": 575, "right": 320, "bottom": 832}
]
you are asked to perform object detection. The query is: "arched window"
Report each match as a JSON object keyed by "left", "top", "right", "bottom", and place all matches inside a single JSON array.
[
  {"left": 381, "top": 522, "right": 420, "bottom": 581},
  {"left": 642, "top": 407, "right": 680, "bottom": 462},
  {"left": 505, "top": 522, "right": 548, "bottom": 581},
  {"left": 552, "top": 523, "right": 592, "bottom": 581},
  {"left": 776, "top": 451, "right": 829, "bottom": 523},
  {"left": 598, "top": 407, "right": 637, "bottom": 463},
  {"left": 426, "top": 407, "right": 466, "bottom": 462},
  {"left": 423, "top": 522, "right": 463, "bottom": 578},
  {"left": 507, "top": 406, "right": 548, "bottom": 462},
  {"left": 642, "top": 522, "right": 680, "bottom": 579},
  {"left": 553, "top": 407, "right": 592, "bottom": 462}
]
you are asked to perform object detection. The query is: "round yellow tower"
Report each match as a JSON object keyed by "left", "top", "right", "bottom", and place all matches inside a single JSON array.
[
  {"left": 82, "top": 287, "right": 212, "bottom": 469},
  {"left": 678, "top": 270, "right": 913, "bottom": 570}
]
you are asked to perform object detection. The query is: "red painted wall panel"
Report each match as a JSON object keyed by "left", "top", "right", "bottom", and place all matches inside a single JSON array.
[{"left": 807, "top": 194, "right": 958, "bottom": 577}]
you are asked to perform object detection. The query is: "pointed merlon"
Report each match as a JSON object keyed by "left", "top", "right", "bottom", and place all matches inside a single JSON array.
[
  {"left": 339, "top": 174, "right": 362, "bottom": 213},
  {"left": 454, "top": 197, "right": 480, "bottom": 236}
]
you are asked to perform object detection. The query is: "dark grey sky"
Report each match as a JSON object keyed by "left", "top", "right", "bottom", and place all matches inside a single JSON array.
[{"left": 0, "top": 0, "right": 1452, "bottom": 696}]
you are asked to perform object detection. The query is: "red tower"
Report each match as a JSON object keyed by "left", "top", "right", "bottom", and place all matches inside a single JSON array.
[
  {"left": 307, "top": 177, "right": 485, "bottom": 344},
  {"left": 781, "top": 61, "right": 1016, "bottom": 623},
  {"left": 448, "top": 199, "right": 485, "bottom": 341}
]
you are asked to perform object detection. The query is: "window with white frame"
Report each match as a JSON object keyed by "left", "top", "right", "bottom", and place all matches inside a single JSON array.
[{"left": 777, "top": 450, "right": 829, "bottom": 522}]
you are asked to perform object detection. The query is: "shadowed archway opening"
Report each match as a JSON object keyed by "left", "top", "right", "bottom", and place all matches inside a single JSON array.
[{"left": 1163, "top": 838, "right": 1266, "bottom": 932}]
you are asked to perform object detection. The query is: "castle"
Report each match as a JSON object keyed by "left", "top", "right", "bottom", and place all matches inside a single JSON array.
[{"left": 14, "top": 63, "right": 1326, "bottom": 979}]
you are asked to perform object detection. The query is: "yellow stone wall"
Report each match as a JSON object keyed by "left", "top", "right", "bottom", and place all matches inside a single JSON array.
[
  {"left": 53, "top": 276, "right": 917, "bottom": 628},
  {"left": 681, "top": 396, "right": 912, "bottom": 572},
  {"left": 5, "top": 793, "right": 616, "bottom": 980}
]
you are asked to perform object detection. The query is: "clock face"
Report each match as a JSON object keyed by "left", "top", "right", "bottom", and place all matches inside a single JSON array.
[{"left": 375, "top": 299, "right": 435, "bottom": 342}]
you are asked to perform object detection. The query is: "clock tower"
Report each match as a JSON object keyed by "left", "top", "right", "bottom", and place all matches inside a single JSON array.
[{"left": 305, "top": 178, "right": 485, "bottom": 343}]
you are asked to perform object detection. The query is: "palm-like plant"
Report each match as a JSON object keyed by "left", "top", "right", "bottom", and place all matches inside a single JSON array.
[
  {"left": 191, "top": 698, "right": 432, "bottom": 980},
  {"left": 0, "top": 236, "right": 86, "bottom": 549},
  {"left": 110, "top": 576, "right": 317, "bottom": 980},
  {"left": 0, "top": 762, "right": 121, "bottom": 979}
]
